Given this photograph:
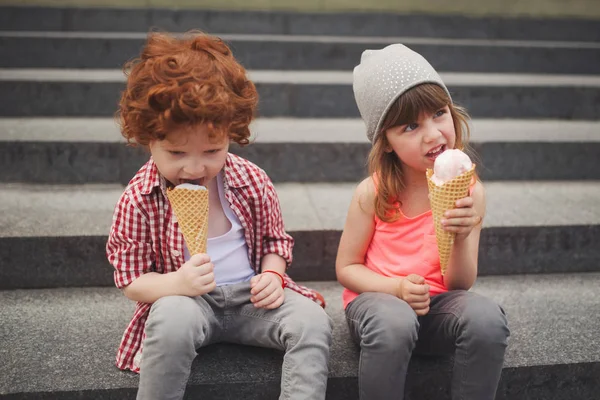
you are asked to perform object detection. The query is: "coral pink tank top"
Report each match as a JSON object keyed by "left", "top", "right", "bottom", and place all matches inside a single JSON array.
[{"left": 342, "top": 182, "right": 450, "bottom": 309}]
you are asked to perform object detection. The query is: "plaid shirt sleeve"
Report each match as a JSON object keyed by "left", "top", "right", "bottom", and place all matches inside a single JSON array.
[
  {"left": 106, "top": 191, "right": 154, "bottom": 288},
  {"left": 260, "top": 175, "right": 294, "bottom": 267}
]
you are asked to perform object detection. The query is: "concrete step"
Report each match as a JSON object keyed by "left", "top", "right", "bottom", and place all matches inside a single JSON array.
[
  {"left": 1, "top": 6, "right": 599, "bottom": 42},
  {"left": 2, "top": 32, "right": 599, "bottom": 74},
  {"left": 1, "top": 182, "right": 598, "bottom": 289},
  {"left": 1, "top": 274, "right": 599, "bottom": 399},
  {"left": 1, "top": 118, "right": 599, "bottom": 183},
  {"left": 1, "top": 69, "right": 600, "bottom": 119}
]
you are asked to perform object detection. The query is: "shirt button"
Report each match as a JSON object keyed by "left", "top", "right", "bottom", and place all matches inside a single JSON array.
[{"left": 172, "top": 250, "right": 181, "bottom": 257}]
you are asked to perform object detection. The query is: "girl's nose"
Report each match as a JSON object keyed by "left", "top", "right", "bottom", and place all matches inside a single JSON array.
[{"left": 422, "top": 123, "right": 442, "bottom": 143}]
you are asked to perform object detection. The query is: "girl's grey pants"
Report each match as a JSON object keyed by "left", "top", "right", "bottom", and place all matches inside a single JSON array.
[
  {"left": 137, "top": 281, "right": 332, "bottom": 400},
  {"left": 345, "top": 290, "right": 510, "bottom": 400}
]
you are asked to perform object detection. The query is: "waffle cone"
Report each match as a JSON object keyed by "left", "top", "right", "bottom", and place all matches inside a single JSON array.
[
  {"left": 426, "top": 165, "right": 476, "bottom": 275},
  {"left": 167, "top": 187, "right": 209, "bottom": 255}
]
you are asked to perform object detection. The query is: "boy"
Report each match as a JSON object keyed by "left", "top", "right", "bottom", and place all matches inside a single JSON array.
[{"left": 106, "top": 32, "right": 331, "bottom": 400}]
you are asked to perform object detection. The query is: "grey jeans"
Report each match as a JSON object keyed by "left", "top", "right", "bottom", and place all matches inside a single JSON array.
[
  {"left": 137, "top": 282, "right": 332, "bottom": 400},
  {"left": 345, "top": 290, "right": 509, "bottom": 400}
]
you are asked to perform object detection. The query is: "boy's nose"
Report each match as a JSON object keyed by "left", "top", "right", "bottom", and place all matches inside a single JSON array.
[{"left": 184, "top": 160, "right": 206, "bottom": 177}]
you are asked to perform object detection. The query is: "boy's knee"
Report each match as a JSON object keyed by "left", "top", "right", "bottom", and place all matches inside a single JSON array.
[
  {"left": 283, "top": 300, "right": 333, "bottom": 345},
  {"left": 150, "top": 295, "right": 197, "bottom": 320},
  {"left": 146, "top": 296, "right": 200, "bottom": 345},
  {"left": 297, "top": 304, "right": 332, "bottom": 334},
  {"left": 309, "top": 307, "right": 333, "bottom": 338}
]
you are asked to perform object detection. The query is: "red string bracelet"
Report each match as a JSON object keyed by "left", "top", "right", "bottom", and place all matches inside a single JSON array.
[{"left": 263, "top": 270, "right": 285, "bottom": 288}]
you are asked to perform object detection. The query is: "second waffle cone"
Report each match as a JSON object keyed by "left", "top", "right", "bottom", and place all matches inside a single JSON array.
[
  {"left": 167, "top": 188, "right": 209, "bottom": 255},
  {"left": 426, "top": 165, "right": 475, "bottom": 275}
]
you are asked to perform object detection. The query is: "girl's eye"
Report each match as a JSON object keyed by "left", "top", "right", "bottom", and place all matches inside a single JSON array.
[
  {"left": 206, "top": 149, "right": 220, "bottom": 154},
  {"left": 434, "top": 109, "right": 446, "bottom": 118},
  {"left": 405, "top": 123, "right": 418, "bottom": 132},
  {"left": 169, "top": 151, "right": 184, "bottom": 156}
]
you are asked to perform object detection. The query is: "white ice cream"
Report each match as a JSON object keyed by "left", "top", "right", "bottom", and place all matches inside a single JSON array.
[
  {"left": 431, "top": 149, "right": 472, "bottom": 186},
  {"left": 175, "top": 183, "right": 207, "bottom": 190}
]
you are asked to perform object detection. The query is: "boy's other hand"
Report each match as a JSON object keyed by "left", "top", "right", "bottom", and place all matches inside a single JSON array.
[
  {"left": 176, "top": 253, "right": 216, "bottom": 297},
  {"left": 397, "top": 274, "right": 430, "bottom": 316},
  {"left": 250, "top": 273, "right": 285, "bottom": 309}
]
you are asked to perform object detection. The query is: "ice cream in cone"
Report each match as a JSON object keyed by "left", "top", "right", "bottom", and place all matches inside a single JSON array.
[
  {"left": 426, "top": 149, "right": 475, "bottom": 275},
  {"left": 167, "top": 183, "right": 209, "bottom": 255}
]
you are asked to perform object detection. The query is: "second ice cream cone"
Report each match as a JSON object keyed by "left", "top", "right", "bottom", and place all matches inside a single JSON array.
[
  {"left": 426, "top": 165, "right": 475, "bottom": 275},
  {"left": 167, "top": 186, "right": 209, "bottom": 255}
]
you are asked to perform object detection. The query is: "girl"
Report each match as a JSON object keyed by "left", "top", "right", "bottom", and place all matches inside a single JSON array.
[{"left": 336, "top": 44, "right": 510, "bottom": 400}]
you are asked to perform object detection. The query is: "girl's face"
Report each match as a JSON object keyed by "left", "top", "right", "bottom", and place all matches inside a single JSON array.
[
  {"left": 385, "top": 105, "right": 456, "bottom": 176},
  {"left": 149, "top": 124, "right": 230, "bottom": 187}
]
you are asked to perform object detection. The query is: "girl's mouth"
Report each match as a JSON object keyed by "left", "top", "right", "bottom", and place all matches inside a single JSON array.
[{"left": 426, "top": 144, "right": 446, "bottom": 159}]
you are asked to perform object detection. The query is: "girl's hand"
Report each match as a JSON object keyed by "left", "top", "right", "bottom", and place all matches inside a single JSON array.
[
  {"left": 397, "top": 274, "right": 430, "bottom": 316},
  {"left": 250, "top": 272, "right": 285, "bottom": 309},
  {"left": 441, "top": 196, "right": 483, "bottom": 241}
]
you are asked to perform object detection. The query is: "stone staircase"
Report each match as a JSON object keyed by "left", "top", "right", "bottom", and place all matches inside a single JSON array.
[{"left": 1, "top": 6, "right": 599, "bottom": 400}]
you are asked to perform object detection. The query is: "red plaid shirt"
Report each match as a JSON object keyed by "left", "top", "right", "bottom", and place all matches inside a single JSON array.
[{"left": 106, "top": 153, "right": 324, "bottom": 373}]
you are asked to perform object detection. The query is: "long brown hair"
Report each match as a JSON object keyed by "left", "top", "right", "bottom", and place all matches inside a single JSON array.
[{"left": 368, "top": 83, "right": 475, "bottom": 222}]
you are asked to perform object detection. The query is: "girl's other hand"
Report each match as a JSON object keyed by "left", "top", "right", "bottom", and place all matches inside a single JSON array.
[{"left": 397, "top": 274, "right": 430, "bottom": 316}]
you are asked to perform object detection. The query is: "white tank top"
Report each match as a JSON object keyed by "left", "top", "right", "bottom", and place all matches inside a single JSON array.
[{"left": 184, "top": 172, "right": 255, "bottom": 286}]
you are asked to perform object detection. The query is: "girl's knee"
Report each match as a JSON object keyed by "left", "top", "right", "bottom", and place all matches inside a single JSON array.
[
  {"left": 360, "top": 303, "right": 419, "bottom": 350},
  {"left": 462, "top": 294, "right": 509, "bottom": 345}
]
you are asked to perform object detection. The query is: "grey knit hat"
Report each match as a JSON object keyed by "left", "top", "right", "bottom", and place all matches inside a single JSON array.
[{"left": 353, "top": 44, "right": 452, "bottom": 144}]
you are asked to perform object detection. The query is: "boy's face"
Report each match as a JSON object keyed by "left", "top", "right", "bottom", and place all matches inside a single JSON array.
[{"left": 149, "top": 124, "right": 230, "bottom": 187}]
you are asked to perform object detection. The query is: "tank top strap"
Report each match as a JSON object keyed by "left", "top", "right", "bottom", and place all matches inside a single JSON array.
[{"left": 216, "top": 171, "right": 241, "bottom": 228}]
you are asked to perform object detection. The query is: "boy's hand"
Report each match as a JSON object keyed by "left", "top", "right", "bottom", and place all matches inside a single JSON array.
[
  {"left": 441, "top": 196, "right": 482, "bottom": 241},
  {"left": 250, "top": 272, "right": 285, "bottom": 309},
  {"left": 175, "top": 253, "right": 216, "bottom": 297},
  {"left": 397, "top": 274, "right": 430, "bottom": 316}
]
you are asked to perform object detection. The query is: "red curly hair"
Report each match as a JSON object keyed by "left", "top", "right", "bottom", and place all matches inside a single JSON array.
[{"left": 117, "top": 31, "right": 258, "bottom": 146}]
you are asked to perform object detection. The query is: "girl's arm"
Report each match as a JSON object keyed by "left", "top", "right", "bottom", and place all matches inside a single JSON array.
[
  {"left": 443, "top": 180, "right": 486, "bottom": 290},
  {"left": 336, "top": 178, "right": 401, "bottom": 296}
]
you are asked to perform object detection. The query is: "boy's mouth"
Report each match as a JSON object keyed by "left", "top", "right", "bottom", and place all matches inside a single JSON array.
[
  {"left": 426, "top": 144, "right": 446, "bottom": 159},
  {"left": 179, "top": 178, "right": 205, "bottom": 186}
]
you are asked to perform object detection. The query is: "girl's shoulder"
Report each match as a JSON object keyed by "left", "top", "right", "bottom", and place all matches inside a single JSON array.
[{"left": 353, "top": 177, "right": 377, "bottom": 215}]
